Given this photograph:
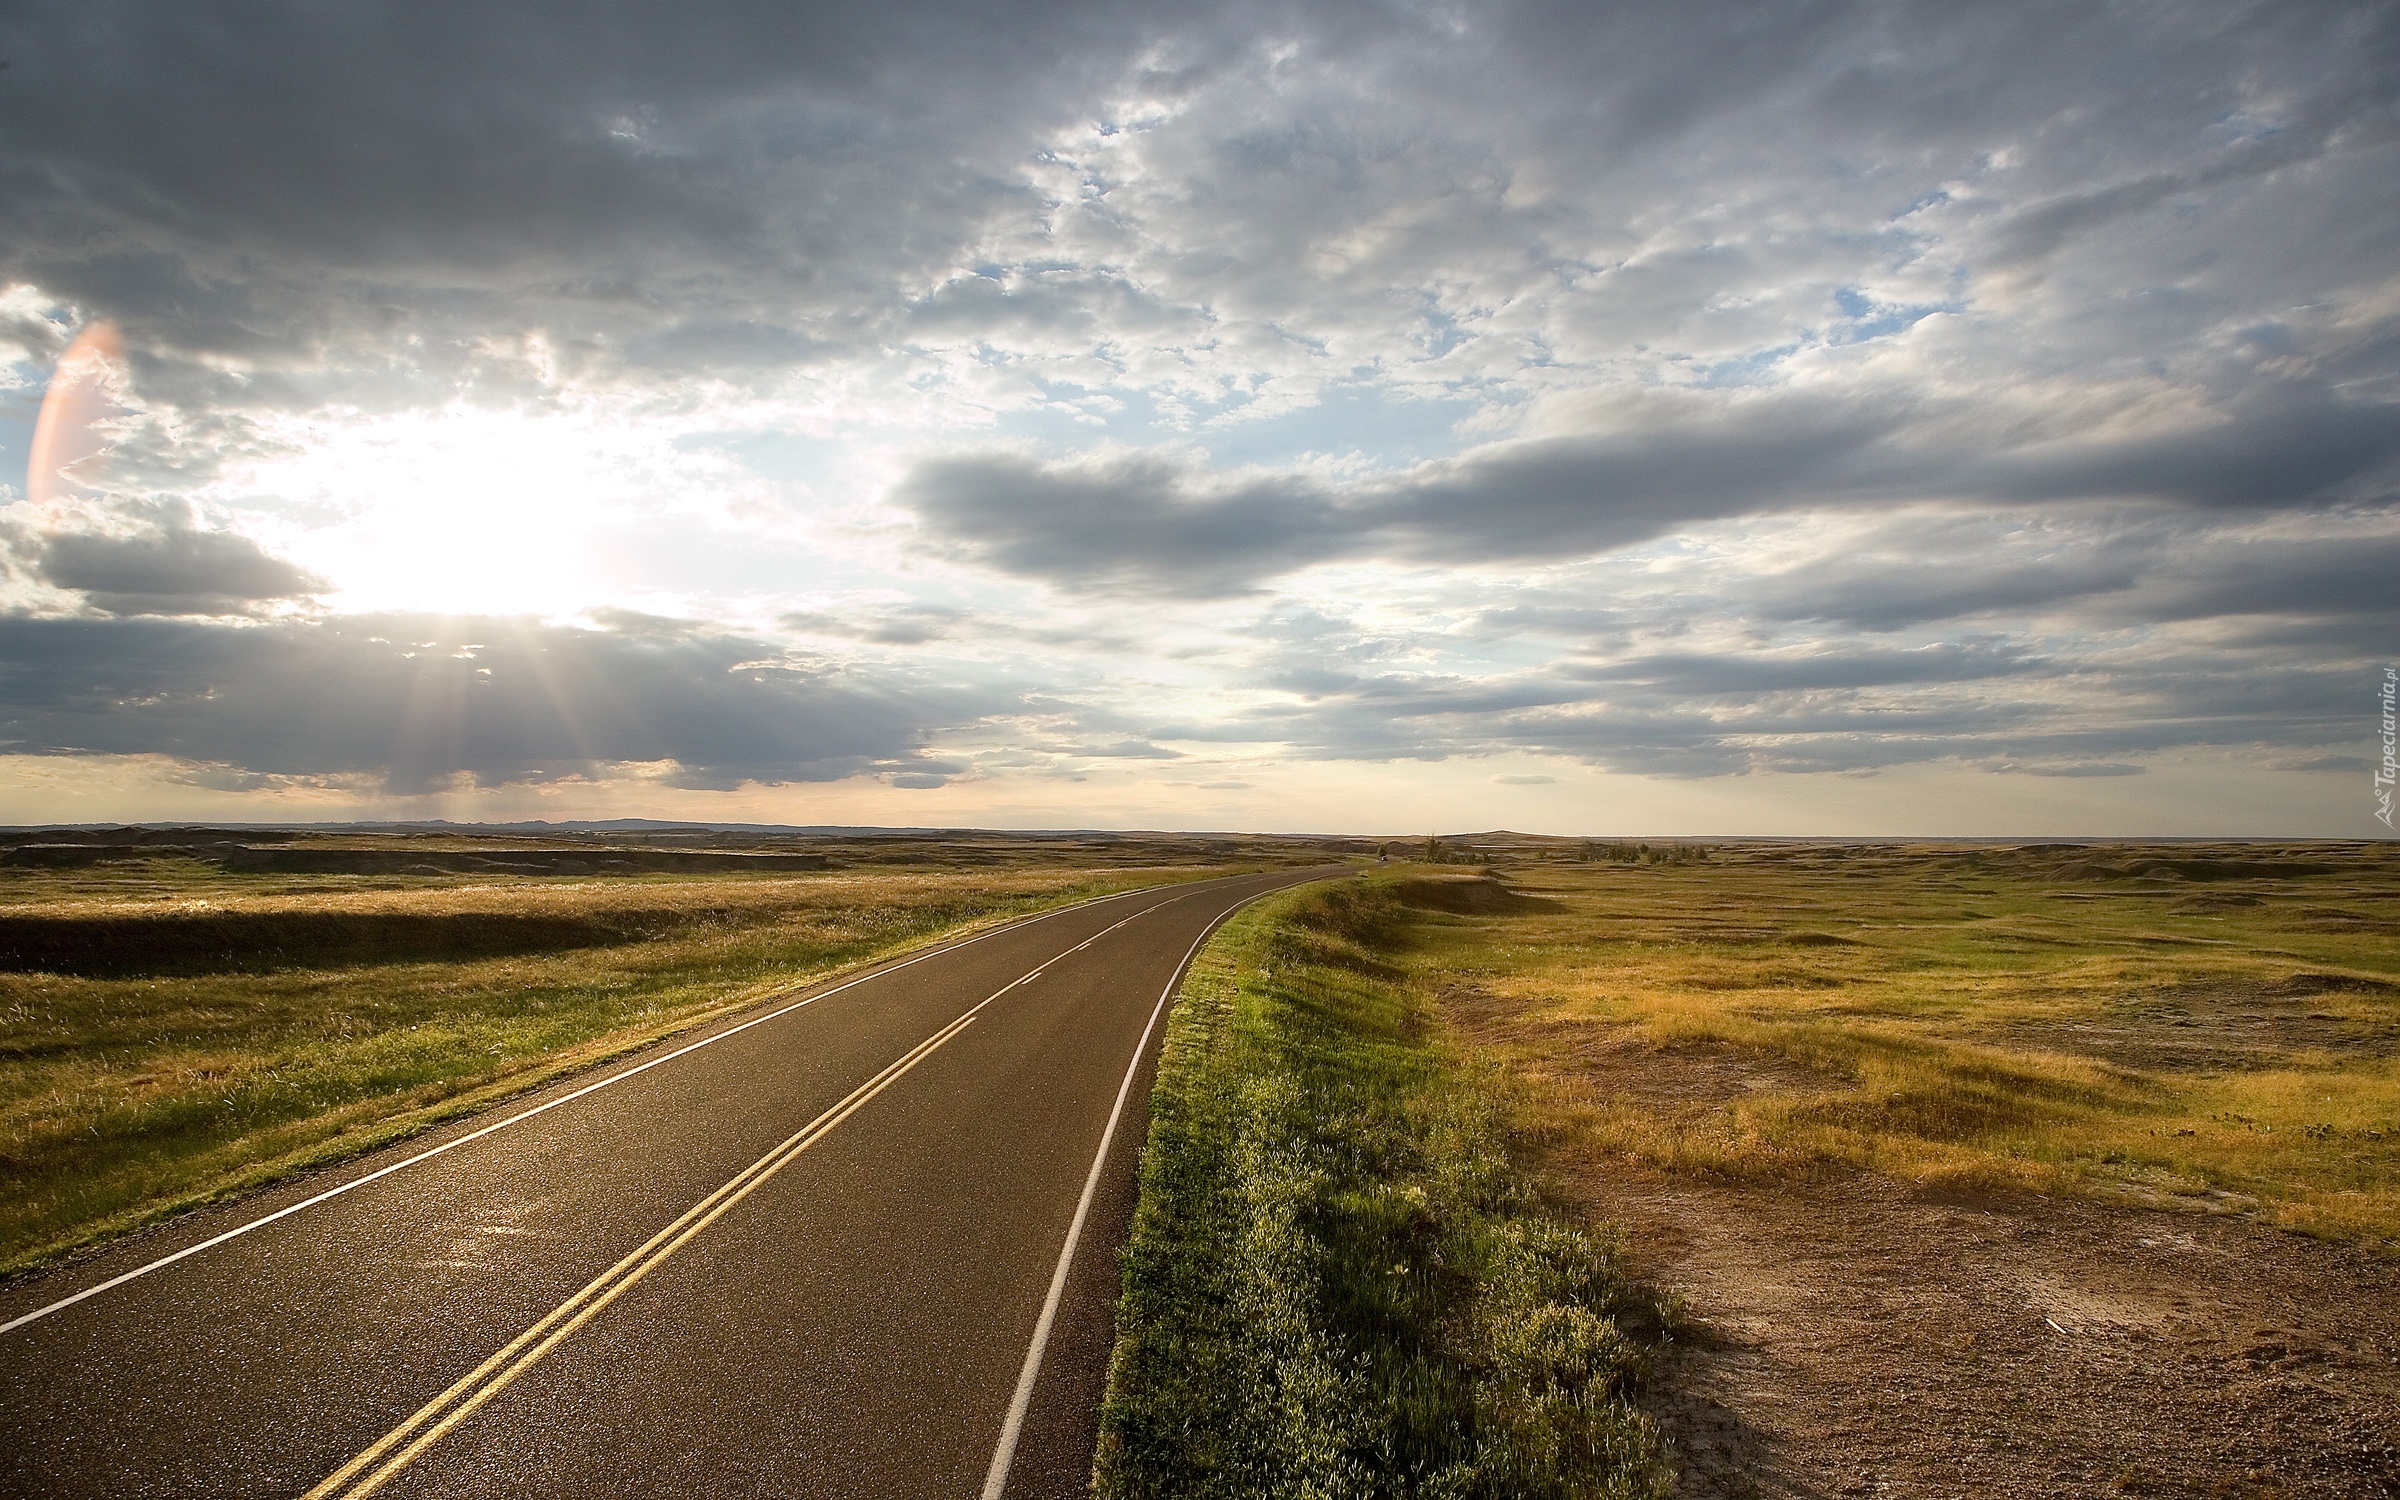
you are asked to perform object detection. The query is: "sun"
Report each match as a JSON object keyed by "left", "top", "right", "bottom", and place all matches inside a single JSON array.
[{"left": 242, "top": 404, "right": 667, "bottom": 617}]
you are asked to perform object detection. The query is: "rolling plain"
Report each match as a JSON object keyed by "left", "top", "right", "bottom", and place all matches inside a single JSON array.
[
  {"left": 0, "top": 825, "right": 1357, "bottom": 1275},
  {"left": 1407, "top": 839, "right": 2399, "bottom": 1499},
  {"left": 3, "top": 829, "right": 2392, "bottom": 1498}
]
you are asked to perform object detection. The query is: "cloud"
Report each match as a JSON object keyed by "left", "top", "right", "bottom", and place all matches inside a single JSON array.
[
  {"left": 895, "top": 379, "right": 2400, "bottom": 598},
  {"left": 1144, "top": 584, "right": 2386, "bottom": 783},
  {"left": 0, "top": 2, "right": 1145, "bottom": 324},
  {"left": 0, "top": 492, "right": 326, "bottom": 617},
  {"left": 1977, "top": 393, "right": 2400, "bottom": 513},
  {"left": 890, "top": 395, "right": 1890, "bottom": 596},
  {"left": 2272, "top": 754, "right": 2372, "bottom": 773},
  {"left": 1741, "top": 508, "right": 2400, "bottom": 638},
  {"left": 0, "top": 611, "right": 994, "bottom": 791},
  {"left": 779, "top": 604, "right": 970, "bottom": 646},
  {"left": 8, "top": 0, "right": 2386, "bottom": 415},
  {"left": 1569, "top": 642, "right": 2043, "bottom": 696},
  {"left": 1051, "top": 739, "right": 1184, "bottom": 759},
  {"left": 33, "top": 524, "right": 323, "bottom": 616},
  {"left": 895, "top": 452, "right": 1356, "bottom": 599},
  {"left": 1, "top": 0, "right": 2394, "bottom": 822}
]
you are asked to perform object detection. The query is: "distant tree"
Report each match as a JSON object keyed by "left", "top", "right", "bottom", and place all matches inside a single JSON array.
[{"left": 1578, "top": 840, "right": 1651, "bottom": 864}]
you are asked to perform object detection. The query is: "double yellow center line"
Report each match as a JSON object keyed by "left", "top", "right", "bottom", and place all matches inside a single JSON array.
[
  {"left": 305, "top": 1008, "right": 974, "bottom": 1498},
  {"left": 305, "top": 899, "right": 1171, "bottom": 1499}
]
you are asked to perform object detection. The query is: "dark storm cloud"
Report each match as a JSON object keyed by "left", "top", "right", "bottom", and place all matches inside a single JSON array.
[{"left": 0, "top": 613, "right": 991, "bottom": 790}]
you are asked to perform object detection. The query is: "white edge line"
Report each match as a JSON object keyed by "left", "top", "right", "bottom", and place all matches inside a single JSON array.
[
  {"left": 307, "top": 899, "right": 1190, "bottom": 1500},
  {"left": 0, "top": 877, "right": 1221, "bottom": 1338},
  {"left": 979, "top": 879, "right": 1287, "bottom": 1500},
  {"left": 315, "top": 889, "right": 1230, "bottom": 1496},
  {"left": 314, "top": 1006, "right": 992, "bottom": 1500}
]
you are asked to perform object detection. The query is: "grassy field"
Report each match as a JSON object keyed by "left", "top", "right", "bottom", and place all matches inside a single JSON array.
[
  {"left": 1097, "top": 876, "right": 1672, "bottom": 1500},
  {"left": 0, "top": 855, "right": 1253, "bottom": 1275},
  {"left": 1417, "top": 842, "right": 2400, "bottom": 1249}
]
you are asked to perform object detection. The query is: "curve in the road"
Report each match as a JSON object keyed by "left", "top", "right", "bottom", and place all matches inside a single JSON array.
[
  {"left": 1, "top": 881, "right": 1170, "bottom": 1341},
  {"left": 0, "top": 864, "right": 1342, "bottom": 1500}
]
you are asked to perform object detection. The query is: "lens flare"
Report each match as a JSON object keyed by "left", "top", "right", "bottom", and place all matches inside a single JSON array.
[{"left": 26, "top": 321, "right": 126, "bottom": 508}]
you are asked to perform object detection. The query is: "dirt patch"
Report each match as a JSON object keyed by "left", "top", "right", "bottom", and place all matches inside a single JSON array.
[
  {"left": 2264, "top": 971, "right": 2400, "bottom": 996},
  {"left": 1565, "top": 1167, "right": 2399, "bottom": 1500},
  {"left": 1460, "top": 989, "right": 2400, "bottom": 1499},
  {"left": 1444, "top": 986, "right": 1830, "bottom": 1117},
  {"left": 1954, "top": 980, "right": 2397, "bottom": 1072}
]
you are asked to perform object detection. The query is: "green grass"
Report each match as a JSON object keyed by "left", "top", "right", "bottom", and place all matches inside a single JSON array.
[
  {"left": 1095, "top": 876, "right": 1670, "bottom": 1500},
  {"left": 0, "top": 861, "right": 1240, "bottom": 1274}
]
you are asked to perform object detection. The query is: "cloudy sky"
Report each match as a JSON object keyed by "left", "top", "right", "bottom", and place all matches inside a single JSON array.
[{"left": 2, "top": 0, "right": 2395, "bottom": 835}]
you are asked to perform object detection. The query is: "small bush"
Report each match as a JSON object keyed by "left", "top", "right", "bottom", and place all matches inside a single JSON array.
[{"left": 1574, "top": 842, "right": 1710, "bottom": 865}]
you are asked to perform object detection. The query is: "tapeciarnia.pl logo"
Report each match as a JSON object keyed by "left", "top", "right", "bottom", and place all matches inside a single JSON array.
[{"left": 2378, "top": 665, "right": 2397, "bottom": 830}]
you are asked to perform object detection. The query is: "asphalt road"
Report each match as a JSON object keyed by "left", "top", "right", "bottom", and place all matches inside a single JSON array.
[{"left": 0, "top": 865, "right": 1343, "bottom": 1498}]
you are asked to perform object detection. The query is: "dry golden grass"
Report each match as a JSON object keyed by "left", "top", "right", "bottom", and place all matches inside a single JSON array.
[
  {"left": 0, "top": 861, "right": 1236, "bottom": 1273},
  {"left": 1405, "top": 844, "right": 2400, "bottom": 1249}
]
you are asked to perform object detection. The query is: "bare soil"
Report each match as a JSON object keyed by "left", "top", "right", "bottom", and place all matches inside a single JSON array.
[
  {"left": 1444, "top": 996, "right": 2400, "bottom": 1499},
  {"left": 1963, "top": 979, "right": 2400, "bottom": 1072},
  {"left": 1569, "top": 1166, "right": 2398, "bottom": 1500}
]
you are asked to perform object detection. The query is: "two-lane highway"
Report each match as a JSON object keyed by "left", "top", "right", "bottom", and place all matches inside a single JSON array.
[{"left": 0, "top": 865, "right": 1343, "bottom": 1497}]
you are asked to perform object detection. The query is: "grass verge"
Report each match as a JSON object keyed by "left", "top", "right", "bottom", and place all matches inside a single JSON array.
[
  {"left": 1095, "top": 874, "right": 1670, "bottom": 1500},
  {"left": 0, "top": 863, "right": 1237, "bottom": 1275}
]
